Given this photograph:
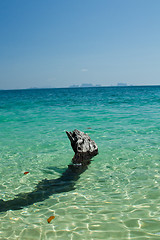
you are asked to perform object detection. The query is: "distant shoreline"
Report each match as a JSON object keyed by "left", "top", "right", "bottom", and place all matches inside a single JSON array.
[{"left": 1, "top": 85, "right": 160, "bottom": 91}]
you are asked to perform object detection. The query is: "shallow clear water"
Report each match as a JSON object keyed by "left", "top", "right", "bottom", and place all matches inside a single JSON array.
[{"left": 0, "top": 86, "right": 160, "bottom": 239}]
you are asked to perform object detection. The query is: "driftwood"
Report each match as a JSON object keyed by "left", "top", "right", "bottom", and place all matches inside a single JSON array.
[
  {"left": 66, "top": 129, "right": 98, "bottom": 164},
  {"left": 0, "top": 130, "right": 98, "bottom": 212}
]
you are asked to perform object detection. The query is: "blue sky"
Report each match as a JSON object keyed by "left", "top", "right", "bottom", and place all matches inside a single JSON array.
[{"left": 0, "top": 0, "right": 160, "bottom": 89}]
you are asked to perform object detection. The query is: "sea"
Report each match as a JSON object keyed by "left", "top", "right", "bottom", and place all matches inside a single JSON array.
[{"left": 0, "top": 86, "right": 160, "bottom": 240}]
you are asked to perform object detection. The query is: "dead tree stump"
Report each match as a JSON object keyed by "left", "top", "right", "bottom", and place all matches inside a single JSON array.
[{"left": 66, "top": 129, "right": 98, "bottom": 164}]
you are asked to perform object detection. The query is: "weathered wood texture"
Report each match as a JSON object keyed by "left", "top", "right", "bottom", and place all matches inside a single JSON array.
[{"left": 66, "top": 129, "right": 98, "bottom": 164}]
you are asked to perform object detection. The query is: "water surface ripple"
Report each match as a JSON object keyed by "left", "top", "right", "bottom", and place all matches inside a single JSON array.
[{"left": 0, "top": 86, "right": 160, "bottom": 239}]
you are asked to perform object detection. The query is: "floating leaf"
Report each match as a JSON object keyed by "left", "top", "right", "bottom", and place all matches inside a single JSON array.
[{"left": 47, "top": 216, "right": 55, "bottom": 223}]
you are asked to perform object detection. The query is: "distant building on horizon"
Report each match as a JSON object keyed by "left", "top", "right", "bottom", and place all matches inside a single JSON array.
[
  {"left": 69, "top": 83, "right": 102, "bottom": 88},
  {"left": 69, "top": 85, "right": 80, "bottom": 88},
  {"left": 117, "top": 83, "right": 127, "bottom": 86},
  {"left": 81, "top": 83, "right": 93, "bottom": 88}
]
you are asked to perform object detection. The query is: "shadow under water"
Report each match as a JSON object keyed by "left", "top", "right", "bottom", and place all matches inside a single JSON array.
[{"left": 0, "top": 162, "right": 90, "bottom": 212}]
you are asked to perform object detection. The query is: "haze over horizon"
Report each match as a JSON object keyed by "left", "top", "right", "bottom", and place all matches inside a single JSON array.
[{"left": 0, "top": 0, "right": 160, "bottom": 90}]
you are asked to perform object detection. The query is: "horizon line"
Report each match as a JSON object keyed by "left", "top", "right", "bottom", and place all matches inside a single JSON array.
[{"left": 1, "top": 84, "right": 160, "bottom": 91}]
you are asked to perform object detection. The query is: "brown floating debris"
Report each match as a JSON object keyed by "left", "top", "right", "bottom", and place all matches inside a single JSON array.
[
  {"left": 24, "top": 171, "right": 29, "bottom": 175},
  {"left": 47, "top": 216, "right": 55, "bottom": 223}
]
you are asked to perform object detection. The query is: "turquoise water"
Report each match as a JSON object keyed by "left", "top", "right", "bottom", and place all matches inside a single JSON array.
[{"left": 0, "top": 86, "right": 160, "bottom": 239}]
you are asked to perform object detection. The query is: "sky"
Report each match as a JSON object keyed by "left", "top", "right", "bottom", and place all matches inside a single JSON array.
[{"left": 0, "top": 0, "right": 160, "bottom": 89}]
